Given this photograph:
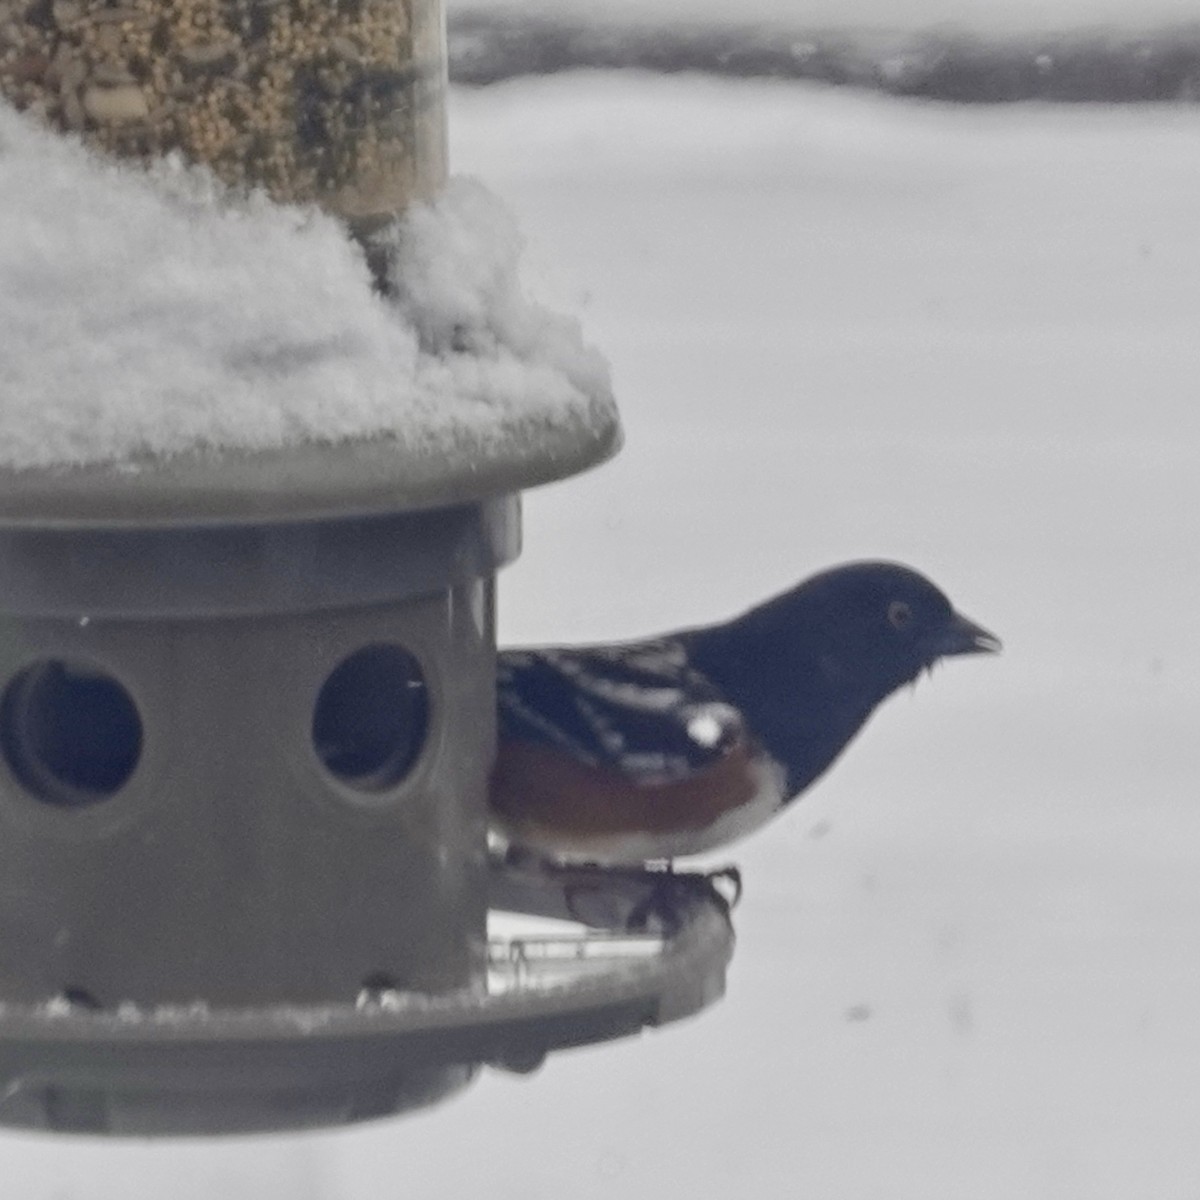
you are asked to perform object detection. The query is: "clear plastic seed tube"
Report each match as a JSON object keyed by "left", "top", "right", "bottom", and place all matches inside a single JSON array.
[{"left": 0, "top": 0, "right": 447, "bottom": 229}]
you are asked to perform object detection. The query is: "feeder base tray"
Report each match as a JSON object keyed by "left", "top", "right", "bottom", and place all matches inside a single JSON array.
[{"left": 0, "top": 862, "right": 735, "bottom": 1135}]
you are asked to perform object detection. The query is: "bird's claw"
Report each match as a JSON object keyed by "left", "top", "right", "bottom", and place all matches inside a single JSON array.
[
  {"left": 492, "top": 846, "right": 743, "bottom": 933},
  {"left": 704, "top": 864, "right": 743, "bottom": 909},
  {"left": 624, "top": 863, "right": 743, "bottom": 934}
]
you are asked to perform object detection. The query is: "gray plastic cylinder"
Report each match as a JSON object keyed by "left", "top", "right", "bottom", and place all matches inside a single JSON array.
[
  {"left": 0, "top": 498, "right": 517, "bottom": 1009},
  {"left": 0, "top": 400, "right": 619, "bottom": 1132}
]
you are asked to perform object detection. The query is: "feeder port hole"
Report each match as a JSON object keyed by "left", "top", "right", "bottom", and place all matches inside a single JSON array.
[
  {"left": 311, "top": 642, "right": 430, "bottom": 793},
  {"left": 0, "top": 659, "right": 143, "bottom": 806}
]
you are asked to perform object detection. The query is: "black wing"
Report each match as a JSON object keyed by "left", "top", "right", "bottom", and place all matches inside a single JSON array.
[{"left": 496, "top": 638, "right": 745, "bottom": 784}]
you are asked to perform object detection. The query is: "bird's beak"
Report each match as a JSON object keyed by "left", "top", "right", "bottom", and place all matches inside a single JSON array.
[{"left": 934, "top": 611, "right": 1002, "bottom": 657}]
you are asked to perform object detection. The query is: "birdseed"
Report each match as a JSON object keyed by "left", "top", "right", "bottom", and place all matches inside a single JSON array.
[{"left": 0, "top": 0, "right": 447, "bottom": 229}]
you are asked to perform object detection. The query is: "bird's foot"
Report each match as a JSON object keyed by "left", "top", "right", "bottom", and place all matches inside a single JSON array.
[
  {"left": 624, "top": 862, "right": 743, "bottom": 934},
  {"left": 704, "top": 864, "right": 743, "bottom": 909},
  {"left": 491, "top": 843, "right": 743, "bottom": 933},
  {"left": 630, "top": 860, "right": 741, "bottom": 907}
]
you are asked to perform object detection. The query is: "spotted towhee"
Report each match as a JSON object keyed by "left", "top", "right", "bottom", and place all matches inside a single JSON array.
[{"left": 491, "top": 561, "right": 999, "bottom": 866}]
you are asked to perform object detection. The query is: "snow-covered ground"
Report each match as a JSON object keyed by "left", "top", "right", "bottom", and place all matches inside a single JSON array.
[{"left": 6, "top": 73, "right": 1200, "bottom": 1198}]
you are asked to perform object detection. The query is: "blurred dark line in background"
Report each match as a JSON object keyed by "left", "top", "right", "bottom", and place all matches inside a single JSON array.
[{"left": 448, "top": 14, "right": 1200, "bottom": 101}]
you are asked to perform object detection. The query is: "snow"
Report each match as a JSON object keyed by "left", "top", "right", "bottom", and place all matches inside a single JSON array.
[
  {"left": 5, "top": 68, "right": 1200, "bottom": 1199},
  {"left": 0, "top": 106, "right": 613, "bottom": 470}
]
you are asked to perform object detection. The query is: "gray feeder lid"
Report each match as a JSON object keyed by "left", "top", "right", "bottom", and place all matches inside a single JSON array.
[
  {"left": 0, "top": 863, "right": 734, "bottom": 1136},
  {"left": 0, "top": 416, "right": 621, "bottom": 528}
]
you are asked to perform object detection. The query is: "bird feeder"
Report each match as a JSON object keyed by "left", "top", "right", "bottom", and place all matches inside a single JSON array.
[{"left": 0, "top": 0, "right": 735, "bottom": 1137}]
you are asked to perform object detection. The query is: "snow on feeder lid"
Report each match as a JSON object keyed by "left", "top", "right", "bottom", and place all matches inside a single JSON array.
[
  {"left": 0, "top": 105, "right": 734, "bottom": 1137},
  {"left": 0, "top": 104, "right": 618, "bottom": 521}
]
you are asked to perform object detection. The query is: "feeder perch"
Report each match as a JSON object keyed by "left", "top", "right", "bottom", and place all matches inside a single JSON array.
[{"left": 0, "top": 0, "right": 736, "bottom": 1136}]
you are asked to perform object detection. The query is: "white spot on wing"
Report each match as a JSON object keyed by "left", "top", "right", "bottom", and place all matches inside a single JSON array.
[
  {"left": 687, "top": 711, "right": 725, "bottom": 749},
  {"left": 684, "top": 701, "right": 741, "bottom": 750}
]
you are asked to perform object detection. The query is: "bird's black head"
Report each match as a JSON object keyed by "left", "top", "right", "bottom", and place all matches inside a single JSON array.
[
  {"left": 764, "top": 560, "right": 1001, "bottom": 699},
  {"left": 677, "top": 560, "right": 999, "bottom": 799}
]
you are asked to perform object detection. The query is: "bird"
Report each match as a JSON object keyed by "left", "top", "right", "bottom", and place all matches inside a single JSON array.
[{"left": 490, "top": 561, "right": 999, "bottom": 868}]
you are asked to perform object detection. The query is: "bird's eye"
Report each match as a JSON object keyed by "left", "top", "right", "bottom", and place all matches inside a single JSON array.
[{"left": 887, "top": 600, "right": 913, "bottom": 630}]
